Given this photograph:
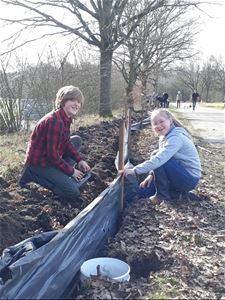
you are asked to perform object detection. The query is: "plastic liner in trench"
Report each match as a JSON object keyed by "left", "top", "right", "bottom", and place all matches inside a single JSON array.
[{"left": 0, "top": 117, "right": 150, "bottom": 299}]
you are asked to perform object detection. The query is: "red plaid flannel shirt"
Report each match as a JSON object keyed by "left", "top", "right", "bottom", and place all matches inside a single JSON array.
[{"left": 25, "top": 107, "right": 82, "bottom": 176}]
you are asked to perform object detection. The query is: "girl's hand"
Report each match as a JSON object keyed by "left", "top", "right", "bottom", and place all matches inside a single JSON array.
[
  {"left": 118, "top": 169, "right": 135, "bottom": 177},
  {"left": 140, "top": 174, "right": 153, "bottom": 188}
]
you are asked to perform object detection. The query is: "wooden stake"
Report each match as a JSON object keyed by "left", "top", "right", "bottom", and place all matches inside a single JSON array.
[
  {"left": 127, "top": 109, "right": 131, "bottom": 159},
  {"left": 118, "top": 120, "right": 125, "bottom": 212}
]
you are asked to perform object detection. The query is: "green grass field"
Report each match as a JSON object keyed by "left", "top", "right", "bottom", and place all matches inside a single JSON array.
[{"left": 200, "top": 102, "right": 224, "bottom": 109}]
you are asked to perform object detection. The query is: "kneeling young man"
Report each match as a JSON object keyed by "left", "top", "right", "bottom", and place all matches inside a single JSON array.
[{"left": 19, "top": 85, "right": 90, "bottom": 204}]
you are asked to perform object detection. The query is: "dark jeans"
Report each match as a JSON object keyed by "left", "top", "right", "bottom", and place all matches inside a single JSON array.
[
  {"left": 138, "top": 157, "right": 199, "bottom": 201},
  {"left": 192, "top": 100, "right": 197, "bottom": 110},
  {"left": 19, "top": 135, "right": 83, "bottom": 203},
  {"left": 160, "top": 100, "right": 167, "bottom": 108}
]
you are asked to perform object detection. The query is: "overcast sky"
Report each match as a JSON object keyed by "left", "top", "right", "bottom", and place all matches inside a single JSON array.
[
  {"left": 196, "top": 1, "right": 225, "bottom": 60},
  {"left": 0, "top": 1, "right": 224, "bottom": 63}
]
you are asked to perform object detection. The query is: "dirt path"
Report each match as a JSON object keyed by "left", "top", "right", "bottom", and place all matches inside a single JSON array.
[{"left": 175, "top": 104, "right": 225, "bottom": 144}]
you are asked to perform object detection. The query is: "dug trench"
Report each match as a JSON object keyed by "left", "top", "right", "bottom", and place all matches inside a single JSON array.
[{"left": 1, "top": 112, "right": 225, "bottom": 299}]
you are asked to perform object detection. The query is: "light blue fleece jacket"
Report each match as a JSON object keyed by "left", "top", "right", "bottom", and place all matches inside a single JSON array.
[{"left": 133, "top": 125, "right": 202, "bottom": 178}]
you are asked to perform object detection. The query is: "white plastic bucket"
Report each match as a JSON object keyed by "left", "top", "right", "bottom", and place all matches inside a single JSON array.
[{"left": 80, "top": 257, "right": 130, "bottom": 282}]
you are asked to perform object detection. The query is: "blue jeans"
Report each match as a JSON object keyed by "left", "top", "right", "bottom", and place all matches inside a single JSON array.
[
  {"left": 192, "top": 100, "right": 197, "bottom": 110},
  {"left": 138, "top": 157, "right": 199, "bottom": 201},
  {"left": 19, "top": 135, "right": 83, "bottom": 203}
]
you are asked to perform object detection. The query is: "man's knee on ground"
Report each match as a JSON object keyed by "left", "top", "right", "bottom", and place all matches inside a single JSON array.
[{"left": 52, "top": 184, "right": 81, "bottom": 202}]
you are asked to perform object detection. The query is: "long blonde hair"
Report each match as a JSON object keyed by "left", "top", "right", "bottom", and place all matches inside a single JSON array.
[{"left": 151, "top": 108, "right": 189, "bottom": 132}]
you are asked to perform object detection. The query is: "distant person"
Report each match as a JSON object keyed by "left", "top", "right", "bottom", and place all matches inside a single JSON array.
[
  {"left": 192, "top": 90, "right": 200, "bottom": 111},
  {"left": 19, "top": 85, "right": 91, "bottom": 204},
  {"left": 156, "top": 94, "right": 162, "bottom": 108},
  {"left": 176, "top": 91, "right": 182, "bottom": 108},
  {"left": 162, "top": 92, "right": 169, "bottom": 108},
  {"left": 119, "top": 109, "right": 202, "bottom": 204}
]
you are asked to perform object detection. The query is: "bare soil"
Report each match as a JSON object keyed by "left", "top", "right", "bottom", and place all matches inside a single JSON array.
[
  {"left": 0, "top": 112, "right": 225, "bottom": 299},
  {"left": 0, "top": 118, "right": 122, "bottom": 253}
]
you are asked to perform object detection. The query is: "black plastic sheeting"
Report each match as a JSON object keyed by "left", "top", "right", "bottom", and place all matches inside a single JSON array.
[
  {"left": 0, "top": 116, "right": 150, "bottom": 299},
  {"left": 130, "top": 116, "right": 151, "bottom": 132},
  {"left": 0, "top": 177, "right": 123, "bottom": 299}
]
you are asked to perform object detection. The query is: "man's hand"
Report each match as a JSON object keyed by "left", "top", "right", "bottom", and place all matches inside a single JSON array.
[
  {"left": 140, "top": 174, "right": 153, "bottom": 188},
  {"left": 72, "top": 169, "right": 84, "bottom": 181},
  {"left": 77, "top": 160, "right": 91, "bottom": 173},
  {"left": 118, "top": 169, "right": 135, "bottom": 177}
]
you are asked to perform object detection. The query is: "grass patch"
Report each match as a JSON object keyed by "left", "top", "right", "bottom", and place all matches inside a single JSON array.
[
  {"left": 169, "top": 107, "right": 196, "bottom": 136},
  {"left": 149, "top": 275, "right": 185, "bottom": 299},
  {"left": 0, "top": 132, "right": 28, "bottom": 177},
  {"left": 200, "top": 102, "right": 224, "bottom": 109},
  {"left": 169, "top": 107, "right": 210, "bottom": 173}
]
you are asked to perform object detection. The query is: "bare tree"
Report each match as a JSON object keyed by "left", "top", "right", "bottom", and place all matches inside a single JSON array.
[
  {"left": 114, "top": 4, "right": 198, "bottom": 97},
  {"left": 176, "top": 61, "right": 202, "bottom": 99},
  {"left": 0, "top": 0, "right": 203, "bottom": 116},
  {"left": 201, "top": 56, "right": 218, "bottom": 101},
  {"left": 210, "top": 56, "right": 225, "bottom": 101},
  {"left": 0, "top": 55, "right": 27, "bottom": 132}
]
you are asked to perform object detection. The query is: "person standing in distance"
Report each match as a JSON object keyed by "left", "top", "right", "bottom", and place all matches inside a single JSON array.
[
  {"left": 192, "top": 90, "right": 200, "bottom": 111},
  {"left": 176, "top": 91, "right": 182, "bottom": 109},
  {"left": 162, "top": 92, "right": 169, "bottom": 108},
  {"left": 19, "top": 85, "right": 91, "bottom": 205}
]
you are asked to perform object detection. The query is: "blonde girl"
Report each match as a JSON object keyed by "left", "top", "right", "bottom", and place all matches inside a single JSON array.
[{"left": 120, "top": 109, "right": 201, "bottom": 203}]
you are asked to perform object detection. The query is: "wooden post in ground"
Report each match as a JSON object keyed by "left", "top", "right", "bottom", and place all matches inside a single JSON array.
[
  {"left": 118, "top": 119, "right": 125, "bottom": 212},
  {"left": 127, "top": 108, "right": 132, "bottom": 159}
]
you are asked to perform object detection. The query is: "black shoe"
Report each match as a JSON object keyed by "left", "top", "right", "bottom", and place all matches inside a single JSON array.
[
  {"left": 187, "top": 191, "right": 201, "bottom": 201},
  {"left": 170, "top": 190, "right": 182, "bottom": 201}
]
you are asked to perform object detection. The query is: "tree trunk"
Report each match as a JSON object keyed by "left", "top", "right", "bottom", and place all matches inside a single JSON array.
[
  {"left": 140, "top": 72, "right": 148, "bottom": 92},
  {"left": 99, "top": 49, "right": 113, "bottom": 117},
  {"left": 126, "top": 60, "right": 137, "bottom": 96},
  {"left": 205, "top": 87, "right": 210, "bottom": 102}
]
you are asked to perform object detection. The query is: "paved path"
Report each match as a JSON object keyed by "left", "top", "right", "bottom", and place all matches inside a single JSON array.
[{"left": 175, "top": 104, "right": 225, "bottom": 144}]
